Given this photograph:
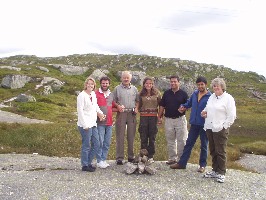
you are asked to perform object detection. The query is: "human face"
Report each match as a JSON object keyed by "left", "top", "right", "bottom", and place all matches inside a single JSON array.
[
  {"left": 170, "top": 78, "right": 179, "bottom": 91},
  {"left": 100, "top": 80, "right": 110, "bottom": 91},
  {"left": 197, "top": 82, "right": 207, "bottom": 93},
  {"left": 212, "top": 84, "right": 223, "bottom": 96},
  {"left": 121, "top": 74, "right": 132, "bottom": 86},
  {"left": 86, "top": 80, "right": 95, "bottom": 92},
  {"left": 144, "top": 79, "right": 153, "bottom": 91}
]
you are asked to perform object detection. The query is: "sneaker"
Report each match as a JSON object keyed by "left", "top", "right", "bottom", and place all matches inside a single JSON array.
[
  {"left": 103, "top": 161, "right": 110, "bottom": 167},
  {"left": 197, "top": 167, "right": 205, "bottom": 173},
  {"left": 128, "top": 158, "right": 135, "bottom": 163},
  {"left": 216, "top": 174, "right": 225, "bottom": 183},
  {"left": 97, "top": 161, "right": 108, "bottom": 169},
  {"left": 203, "top": 171, "right": 218, "bottom": 178},
  {"left": 116, "top": 160, "right": 123, "bottom": 165},
  {"left": 148, "top": 158, "right": 154, "bottom": 163},
  {"left": 82, "top": 165, "right": 96, "bottom": 172}
]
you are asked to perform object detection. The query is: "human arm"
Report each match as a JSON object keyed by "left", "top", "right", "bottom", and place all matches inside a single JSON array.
[
  {"left": 157, "top": 106, "right": 165, "bottom": 124},
  {"left": 112, "top": 101, "right": 119, "bottom": 112},
  {"left": 77, "top": 93, "right": 89, "bottom": 129},
  {"left": 223, "top": 95, "right": 236, "bottom": 129}
]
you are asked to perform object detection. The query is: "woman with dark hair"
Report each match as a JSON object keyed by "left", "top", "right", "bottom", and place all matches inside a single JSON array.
[{"left": 138, "top": 77, "right": 161, "bottom": 162}]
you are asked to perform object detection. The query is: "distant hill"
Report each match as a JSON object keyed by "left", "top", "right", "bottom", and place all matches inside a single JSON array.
[
  {"left": 0, "top": 53, "right": 265, "bottom": 113},
  {"left": 0, "top": 53, "right": 265, "bottom": 157}
]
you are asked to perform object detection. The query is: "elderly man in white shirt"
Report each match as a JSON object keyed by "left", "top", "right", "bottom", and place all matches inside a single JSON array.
[{"left": 201, "top": 78, "right": 236, "bottom": 183}]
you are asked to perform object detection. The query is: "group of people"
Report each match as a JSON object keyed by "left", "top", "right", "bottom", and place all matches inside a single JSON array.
[{"left": 77, "top": 71, "right": 236, "bottom": 183}]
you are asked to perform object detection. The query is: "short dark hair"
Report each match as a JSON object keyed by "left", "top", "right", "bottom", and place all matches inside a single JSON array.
[
  {"left": 100, "top": 76, "right": 111, "bottom": 84},
  {"left": 169, "top": 75, "right": 180, "bottom": 81},
  {"left": 196, "top": 76, "right": 207, "bottom": 84}
]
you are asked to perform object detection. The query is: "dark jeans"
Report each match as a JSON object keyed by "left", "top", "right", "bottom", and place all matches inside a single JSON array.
[
  {"left": 178, "top": 125, "right": 208, "bottom": 167},
  {"left": 138, "top": 116, "right": 158, "bottom": 158},
  {"left": 206, "top": 128, "right": 229, "bottom": 175}
]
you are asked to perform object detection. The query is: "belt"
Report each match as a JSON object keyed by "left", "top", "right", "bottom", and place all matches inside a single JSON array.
[
  {"left": 123, "top": 108, "right": 134, "bottom": 112},
  {"left": 167, "top": 116, "right": 183, "bottom": 119},
  {"left": 140, "top": 108, "right": 158, "bottom": 113}
]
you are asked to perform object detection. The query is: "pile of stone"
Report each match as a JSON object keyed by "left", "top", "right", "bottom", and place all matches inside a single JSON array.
[{"left": 125, "top": 149, "right": 156, "bottom": 175}]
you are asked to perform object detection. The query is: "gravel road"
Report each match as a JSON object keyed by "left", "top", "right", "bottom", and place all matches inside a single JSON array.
[
  {"left": 1, "top": 110, "right": 265, "bottom": 199},
  {"left": 0, "top": 154, "right": 265, "bottom": 200},
  {"left": 0, "top": 110, "right": 51, "bottom": 124}
]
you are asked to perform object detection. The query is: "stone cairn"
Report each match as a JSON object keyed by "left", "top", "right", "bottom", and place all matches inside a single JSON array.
[{"left": 125, "top": 149, "right": 156, "bottom": 175}]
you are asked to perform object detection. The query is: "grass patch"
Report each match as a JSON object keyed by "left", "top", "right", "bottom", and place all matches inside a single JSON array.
[
  {"left": 1, "top": 53, "right": 266, "bottom": 172},
  {"left": 239, "top": 141, "right": 266, "bottom": 155},
  {"left": 0, "top": 120, "right": 255, "bottom": 171}
]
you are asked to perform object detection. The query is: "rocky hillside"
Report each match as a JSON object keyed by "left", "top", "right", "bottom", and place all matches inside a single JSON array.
[{"left": 0, "top": 54, "right": 265, "bottom": 117}]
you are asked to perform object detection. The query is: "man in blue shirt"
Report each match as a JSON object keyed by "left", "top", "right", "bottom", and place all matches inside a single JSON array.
[{"left": 170, "top": 76, "right": 211, "bottom": 173}]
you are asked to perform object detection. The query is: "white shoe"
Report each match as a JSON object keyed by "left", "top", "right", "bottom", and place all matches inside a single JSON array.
[
  {"left": 103, "top": 161, "right": 110, "bottom": 167},
  {"left": 203, "top": 170, "right": 218, "bottom": 178},
  {"left": 216, "top": 174, "right": 225, "bottom": 183},
  {"left": 97, "top": 161, "right": 108, "bottom": 169}
]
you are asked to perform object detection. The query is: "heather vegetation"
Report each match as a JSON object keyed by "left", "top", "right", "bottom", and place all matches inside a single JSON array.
[{"left": 0, "top": 54, "right": 265, "bottom": 170}]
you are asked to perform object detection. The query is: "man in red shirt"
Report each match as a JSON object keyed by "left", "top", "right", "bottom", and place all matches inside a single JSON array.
[{"left": 95, "top": 76, "right": 117, "bottom": 168}]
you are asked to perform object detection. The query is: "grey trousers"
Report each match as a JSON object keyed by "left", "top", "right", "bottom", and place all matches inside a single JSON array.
[
  {"left": 164, "top": 116, "right": 188, "bottom": 161},
  {"left": 115, "top": 112, "right": 136, "bottom": 161},
  {"left": 206, "top": 128, "right": 229, "bottom": 175}
]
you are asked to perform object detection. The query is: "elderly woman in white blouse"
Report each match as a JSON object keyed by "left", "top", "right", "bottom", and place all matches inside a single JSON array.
[
  {"left": 77, "top": 77, "right": 105, "bottom": 172},
  {"left": 201, "top": 78, "right": 236, "bottom": 183}
]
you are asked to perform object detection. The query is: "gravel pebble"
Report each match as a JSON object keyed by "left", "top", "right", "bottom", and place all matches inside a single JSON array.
[{"left": 0, "top": 154, "right": 265, "bottom": 199}]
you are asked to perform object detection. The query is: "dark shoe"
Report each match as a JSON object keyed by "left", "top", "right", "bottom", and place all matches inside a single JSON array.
[
  {"left": 166, "top": 160, "right": 176, "bottom": 165},
  {"left": 116, "top": 160, "right": 123, "bottom": 165},
  {"left": 170, "top": 163, "right": 186, "bottom": 169},
  {"left": 197, "top": 167, "right": 205, "bottom": 173},
  {"left": 82, "top": 165, "right": 96, "bottom": 172},
  {"left": 89, "top": 164, "right": 96, "bottom": 170},
  {"left": 128, "top": 158, "right": 135, "bottom": 163}
]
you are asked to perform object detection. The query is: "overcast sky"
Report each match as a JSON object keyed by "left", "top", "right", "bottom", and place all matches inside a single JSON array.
[{"left": 1, "top": 0, "right": 265, "bottom": 77}]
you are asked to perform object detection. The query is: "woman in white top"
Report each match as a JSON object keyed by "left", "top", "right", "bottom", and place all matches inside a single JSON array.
[
  {"left": 77, "top": 77, "right": 105, "bottom": 172},
  {"left": 201, "top": 78, "right": 236, "bottom": 183}
]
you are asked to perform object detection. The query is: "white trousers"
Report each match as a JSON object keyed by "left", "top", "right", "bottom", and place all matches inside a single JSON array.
[{"left": 164, "top": 116, "right": 188, "bottom": 161}]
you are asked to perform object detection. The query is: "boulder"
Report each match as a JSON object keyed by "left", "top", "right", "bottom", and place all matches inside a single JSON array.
[
  {"left": 1, "top": 75, "right": 32, "bottom": 89},
  {"left": 36, "top": 66, "right": 49, "bottom": 72},
  {"left": 36, "top": 77, "right": 64, "bottom": 93},
  {"left": 89, "top": 69, "right": 109, "bottom": 81},
  {"left": 42, "top": 85, "right": 53, "bottom": 95},
  {"left": 125, "top": 149, "right": 156, "bottom": 175},
  {"left": 15, "top": 94, "right": 36, "bottom": 102},
  {"left": 0, "top": 66, "right": 21, "bottom": 71},
  {"left": 51, "top": 64, "right": 89, "bottom": 75}
]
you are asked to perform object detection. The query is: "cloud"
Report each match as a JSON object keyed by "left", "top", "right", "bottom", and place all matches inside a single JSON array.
[
  {"left": 158, "top": 7, "right": 235, "bottom": 33},
  {"left": 0, "top": 0, "right": 265, "bottom": 77}
]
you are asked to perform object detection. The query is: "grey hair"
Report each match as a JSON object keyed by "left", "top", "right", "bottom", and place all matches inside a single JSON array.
[
  {"left": 210, "top": 78, "right": 226, "bottom": 91},
  {"left": 121, "top": 71, "right": 132, "bottom": 79}
]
